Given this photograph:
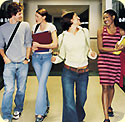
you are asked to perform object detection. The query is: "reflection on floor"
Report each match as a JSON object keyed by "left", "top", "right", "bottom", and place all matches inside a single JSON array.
[{"left": 0, "top": 76, "right": 125, "bottom": 122}]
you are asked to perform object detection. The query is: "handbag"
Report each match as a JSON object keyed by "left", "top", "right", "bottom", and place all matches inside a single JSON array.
[{"left": 0, "top": 22, "right": 21, "bottom": 90}]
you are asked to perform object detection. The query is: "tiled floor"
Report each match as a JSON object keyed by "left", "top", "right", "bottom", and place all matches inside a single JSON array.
[{"left": 0, "top": 76, "right": 125, "bottom": 122}]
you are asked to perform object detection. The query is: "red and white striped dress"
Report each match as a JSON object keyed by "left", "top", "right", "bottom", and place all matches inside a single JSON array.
[{"left": 98, "top": 26, "right": 121, "bottom": 85}]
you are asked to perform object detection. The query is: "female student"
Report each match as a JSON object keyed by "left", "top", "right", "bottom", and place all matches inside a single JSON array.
[
  {"left": 97, "top": 9, "right": 125, "bottom": 122},
  {"left": 51, "top": 11, "right": 96, "bottom": 122},
  {"left": 32, "top": 8, "right": 58, "bottom": 122}
]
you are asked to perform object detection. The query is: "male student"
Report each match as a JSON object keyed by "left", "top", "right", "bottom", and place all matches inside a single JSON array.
[{"left": 0, "top": 2, "right": 32, "bottom": 122}]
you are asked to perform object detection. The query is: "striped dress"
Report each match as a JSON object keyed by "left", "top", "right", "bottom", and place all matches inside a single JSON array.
[{"left": 98, "top": 26, "right": 121, "bottom": 85}]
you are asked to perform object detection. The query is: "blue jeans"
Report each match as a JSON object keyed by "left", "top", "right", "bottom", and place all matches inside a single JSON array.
[
  {"left": 62, "top": 67, "right": 89, "bottom": 122},
  {"left": 32, "top": 53, "right": 52, "bottom": 116},
  {"left": 2, "top": 62, "right": 28, "bottom": 120}
]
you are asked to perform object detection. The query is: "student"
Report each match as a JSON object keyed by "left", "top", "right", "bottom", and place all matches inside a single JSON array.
[
  {"left": 97, "top": 9, "right": 125, "bottom": 122},
  {"left": 0, "top": 2, "right": 32, "bottom": 122},
  {"left": 32, "top": 8, "right": 58, "bottom": 122},
  {"left": 51, "top": 11, "right": 96, "bottom": 122}
]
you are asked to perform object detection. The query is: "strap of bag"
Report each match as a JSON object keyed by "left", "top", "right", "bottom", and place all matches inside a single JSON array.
[
  {"left": 34, "top": 24, "right": 40, "bottom": 33},
  {"left": 57, "top": 28, "right": 89, "bottom": 61},
  {"left": 57, "top": 33, "right": 64, "bottom": 53},
  {"left": 56, "top": 32, "right": 65, "bottom": 61},
  {"left": 81, "top": 28, "right": 90, "bottom": 48},
  {"left": 5, "top": 22, "right": 21, "bottom": 52}
]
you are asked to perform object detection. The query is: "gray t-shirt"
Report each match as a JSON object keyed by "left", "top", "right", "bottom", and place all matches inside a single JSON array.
[{"left": 0, "top": 21, "right": 32, "bottom": 62}]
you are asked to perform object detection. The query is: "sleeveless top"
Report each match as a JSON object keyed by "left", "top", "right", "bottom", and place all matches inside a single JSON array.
[{"left": 98, "top": 26, "right": 121, "bottom": 85}]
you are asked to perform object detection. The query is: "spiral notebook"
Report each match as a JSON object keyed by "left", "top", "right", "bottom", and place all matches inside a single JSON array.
[{"left": 32, "top": 31, "right": 52, "bottom": 51}]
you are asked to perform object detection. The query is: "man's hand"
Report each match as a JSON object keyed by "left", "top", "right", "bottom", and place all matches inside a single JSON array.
[{"left": 3, "top": 56, "right": 11, "bottom": 64}]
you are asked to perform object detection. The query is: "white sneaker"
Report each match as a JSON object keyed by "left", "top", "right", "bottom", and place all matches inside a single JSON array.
[
  {"left": 12, "top": 111, "right": 21, "bottom": 120},
  {"left": 0, "top": 114, "right": 12, "bottom": 122},
  {"left": 3, "top": 119, "right": 10, "bottom": 122}
]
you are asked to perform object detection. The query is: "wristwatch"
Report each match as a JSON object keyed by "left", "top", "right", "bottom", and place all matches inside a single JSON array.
[{"left": 25, "top": 58, "right": 30, "bottom": 62}]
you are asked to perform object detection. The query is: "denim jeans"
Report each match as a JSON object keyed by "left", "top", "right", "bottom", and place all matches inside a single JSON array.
[
  {"left": 32, "top": 53, "right": 52, "bottom": 116},
  {"left": 2, "top": 62, "right": 28, "bottom": 120},
  {"left": 62, "top": 67, "right": 89, "bottom": 122}
]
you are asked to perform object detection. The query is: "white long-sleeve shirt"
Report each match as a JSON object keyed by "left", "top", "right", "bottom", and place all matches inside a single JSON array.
[{"left": 54, "top": 27, "right": 90, "bottom": 68}]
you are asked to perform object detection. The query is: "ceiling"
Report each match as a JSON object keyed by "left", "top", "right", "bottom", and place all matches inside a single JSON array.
[{"left": 38, "top": 5, "right": 89, "bottom": 16}]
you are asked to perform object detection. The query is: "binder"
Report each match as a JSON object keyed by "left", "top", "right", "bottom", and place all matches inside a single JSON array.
[
  {"left": 32, "top": 31, "right": 52, "bottom": 51},
  {"left": 113, "top": 36, "right": 125, "bottom": 55}
]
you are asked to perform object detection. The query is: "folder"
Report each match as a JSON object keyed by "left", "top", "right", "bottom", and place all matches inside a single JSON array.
[
  {"left": 32, "top": 31, "right": 52, "bottom": 51},
  {"left": 113, "top": 36, "right": 125, "bottom": 55}
]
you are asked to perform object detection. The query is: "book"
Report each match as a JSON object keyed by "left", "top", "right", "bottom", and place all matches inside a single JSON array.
[
  {"left": 113, "top": 35, "right": 125, "bottom": 55},
  {"left": 32, "top": 31, "right": 52, "bottom": 51}
]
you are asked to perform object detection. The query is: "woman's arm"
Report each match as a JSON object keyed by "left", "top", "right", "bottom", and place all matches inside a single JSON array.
[
  {"left": 32, "top": 30, "right": 58, "bottom": 50},
  {"left": 97, "top": 28, "right": 123, "bottom": 53}
]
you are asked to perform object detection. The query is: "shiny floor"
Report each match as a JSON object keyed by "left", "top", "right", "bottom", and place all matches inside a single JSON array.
[{"left": 0, "top": 76, "right": 125, "bottom": 122}]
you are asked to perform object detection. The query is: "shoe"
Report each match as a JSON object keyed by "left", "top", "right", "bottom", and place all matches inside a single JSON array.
[
  {"left": 108, "top": 106, "right": 114, "bottom": 117},
  {"left": 12, "top": 111, "right": 21, "bottom": 120},
  {"left": 0, "top": 115, "right": 12, "bottom": 122},
  {"left": 104, "top": 119, "right": 110, "bottom": 122},
  {"left": 35, "top": 116, "right": 44, "bottom": 122},
  {"left": 3, "top": 119, "right": 12, "bottom": 122}
]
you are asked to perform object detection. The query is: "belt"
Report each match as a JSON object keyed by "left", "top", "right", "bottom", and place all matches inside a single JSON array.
[{"left": 64, "top": 64, "right": 89, "bottom": 73}]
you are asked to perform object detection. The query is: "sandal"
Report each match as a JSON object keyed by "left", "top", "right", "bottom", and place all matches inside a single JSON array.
[
  {"left": 108, "top": 106, "right": 114, "bottom": 117},
  {"left": 104, "top": 119, "right": 110, "bottom": 122}
]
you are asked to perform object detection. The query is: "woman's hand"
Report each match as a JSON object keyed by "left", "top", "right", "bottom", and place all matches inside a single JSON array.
[
  {"left": 88, "top": 49, "right": 97, "bottom": 59},
  {"left": 90, "top": 51, "right": 96, "bottom": 57},
  {"left": 51, "top": 56, "right": 56, "bottom": 62},
  {"left": 32, "top": 42, "right": 39, "bottom": 51},
  {"left": 114, "top": 44, "right": 124, "bottom": 51}
]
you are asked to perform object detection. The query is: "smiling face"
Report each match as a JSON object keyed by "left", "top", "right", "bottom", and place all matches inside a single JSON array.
[
  {"left": 71, "top": 13, "right": 81, "bottom": 26},
  {"left": 103, "top": 13, "right": 115, "bottom": 27}
]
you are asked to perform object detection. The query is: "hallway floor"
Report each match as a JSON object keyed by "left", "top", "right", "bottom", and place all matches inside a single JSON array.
[{"left": 0, "top": 76, "right": 125, "bottom": 122}]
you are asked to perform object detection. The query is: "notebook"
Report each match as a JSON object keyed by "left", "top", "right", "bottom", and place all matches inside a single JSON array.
[
  {"left": 32, "top": 31, "right": 52, "bottom": 51},
  {"left": 113, "top": 36, "right": 125, "bottom": 55}
]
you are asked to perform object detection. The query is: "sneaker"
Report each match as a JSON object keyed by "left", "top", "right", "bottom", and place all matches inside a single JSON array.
[
  {"left": 0, "top": 115, "right": 12, "bottom": 122},
  {"left": 3, "top": 119, "right": 12, "bottom": 122},
  {"left": 12, "top": 111, "right": 21, "bottom": 120},
  {"left": 35, "top": 116, "right": 44, "bottom": 122}
]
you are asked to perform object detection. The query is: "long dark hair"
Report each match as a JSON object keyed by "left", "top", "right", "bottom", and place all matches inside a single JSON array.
[
  {"left": 104, "top": 9, "right": 119, "bottom": 27},
  {"left": 61, "top": 12, "right": 75, "bottom": 31}
]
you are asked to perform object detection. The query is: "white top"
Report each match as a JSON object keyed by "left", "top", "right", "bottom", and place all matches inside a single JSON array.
[
  {"left": 32, "top": 22, "right": 57, "bottom": 54},
  {"left": 54, "top": 26, "right": 90, "bottom": 68}
]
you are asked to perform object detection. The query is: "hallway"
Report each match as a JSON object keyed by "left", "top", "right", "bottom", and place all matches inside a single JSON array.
[{"left": 0, "top": 76, "right": 125, "bottom": 122}]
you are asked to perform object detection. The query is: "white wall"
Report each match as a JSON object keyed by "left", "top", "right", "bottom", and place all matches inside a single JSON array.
[{"left": 24, "top": 0, "right": 102, "bottom": 38}]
